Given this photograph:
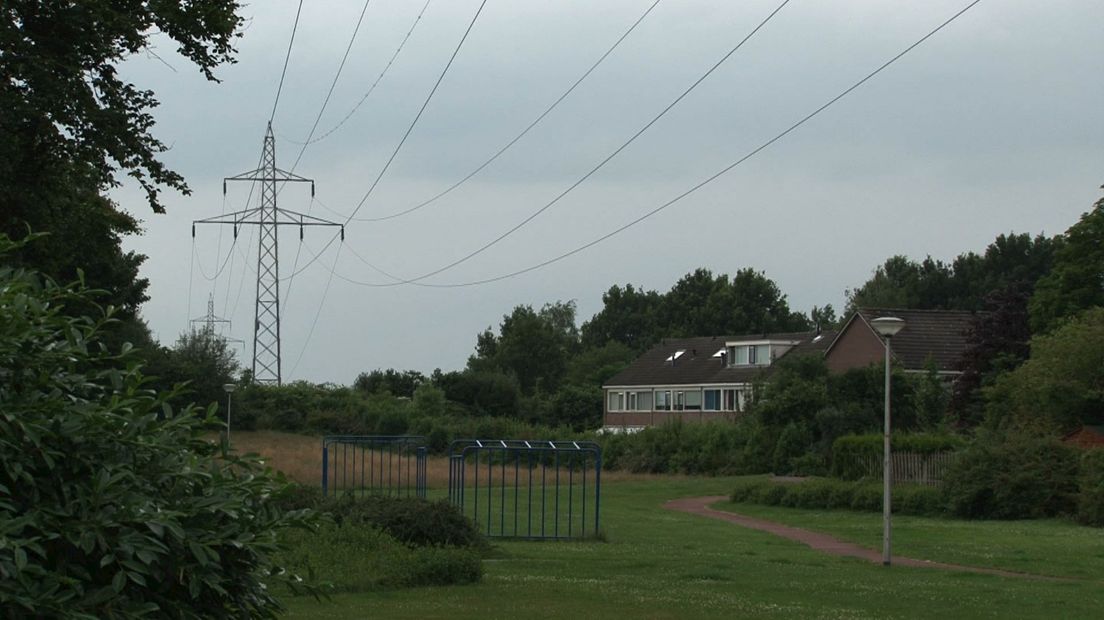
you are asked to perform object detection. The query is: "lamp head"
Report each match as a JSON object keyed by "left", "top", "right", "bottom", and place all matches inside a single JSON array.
[
  {"left": 870, "top": 316, "right": 905, "bottom": 338},
  {"left": 222, "top": 383, "right": 238, "bottom": 394}
]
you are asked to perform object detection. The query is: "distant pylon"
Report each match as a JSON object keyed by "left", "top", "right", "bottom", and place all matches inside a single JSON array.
[
  {"left": 193, "top": 123, "right": 344, "bottom": 385},
  {"left": 190, "top": 293, "right": 245, "bottom": 351},
  {"left": 191, "top": 293, "right": 231, "bottom": 333}
]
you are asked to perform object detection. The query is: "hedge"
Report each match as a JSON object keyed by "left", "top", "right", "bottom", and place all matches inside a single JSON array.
[
  {"left": 831, "top": 433, "right": 963, "bottom": 480},
  {"left": 730, "top": 478, "right": 944, "bottom": 517}
]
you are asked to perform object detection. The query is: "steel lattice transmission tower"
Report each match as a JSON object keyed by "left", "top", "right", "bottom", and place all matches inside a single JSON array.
[
  {"left": 193, "top": 123, "right": 344, "bottom": 385},
  {"left": 190, "top": 293, "right": 245, "bottom": 351}
]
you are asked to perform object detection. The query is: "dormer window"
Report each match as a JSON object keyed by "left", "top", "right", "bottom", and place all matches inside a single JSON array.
[
  {"left": 664, "top": 350, "right": 686, "bottom": 364},
  {"left": 726, "top": 343, "right": 770, "bottom": 367}
]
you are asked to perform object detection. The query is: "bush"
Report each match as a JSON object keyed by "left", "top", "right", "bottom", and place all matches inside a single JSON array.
[
  {"left": 277, "top": 522, "right": 482, "bottom": 594},
  {"left": 0, "top": 236, "right": 315, "bottom": 618},
  {"left": 1077, "top": 449, "right": 1104, "bottom": 526},
  {"left": 729, "top": 478, "right": 942, "bottom": 516},
  {"left": 942, "top": 433, "right": 1079, "bottom": 519},
  {"left": 326, "top": 496, "right": 486, "bottom": 549}
]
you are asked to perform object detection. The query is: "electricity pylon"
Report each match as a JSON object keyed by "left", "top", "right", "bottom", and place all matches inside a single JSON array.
[
  {"left": 193, "top": 122, "right": 344, "bottom": 385},
  {"left": 190, "top": 293, "right": 245, "bottom": 351}
]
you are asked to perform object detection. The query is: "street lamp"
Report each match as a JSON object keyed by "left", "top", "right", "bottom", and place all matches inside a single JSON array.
[
  {"left": 870, "top": 316, "right": 905, "bottom": 567},
  {"left": 222, "top": 383, "right": 238, "bottom": 445}
]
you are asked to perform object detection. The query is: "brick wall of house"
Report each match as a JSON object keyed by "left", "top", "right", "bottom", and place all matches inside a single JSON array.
[
  {"left": 603, "top": 410, "right": 739, "bottom": 428},
  {"left": 825, "top": 320, "right": 886, "bottom": 373}
]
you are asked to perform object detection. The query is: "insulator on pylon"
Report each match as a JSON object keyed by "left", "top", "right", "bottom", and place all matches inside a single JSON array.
[
  {"left": 191, "top": 224, "right": 195, "bottom": 238},
  {"left": 233, "top": 225, "right": 238, "bottom": 239},
  {"left": 311, "top": 183, "right": 315, "bottom": 198},
  {"left": 340, "top": 226, "right": 345, "bottom": 241},
  {"left": 299, "top": 225, "right": 304, "bottom": 240},
  {"left": 222, "top": 181, "right": 227, "bottom": 195}
]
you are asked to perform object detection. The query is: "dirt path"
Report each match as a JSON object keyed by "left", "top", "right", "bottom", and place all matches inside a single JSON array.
[{"left": 663, "top": 496, "right": 1068, "bottom": 581}]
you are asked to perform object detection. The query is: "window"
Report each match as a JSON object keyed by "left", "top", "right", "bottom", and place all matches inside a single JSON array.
[
  {"left": 703, "top": 389, "right": 721, "bottom": 411},
  {"left": 664, "top": 350, "right": 686, "bottom": 363},
  {"left": 684, "top": 389, "right": 702, "bottom": 411},
  {"left": 654, "top": 390, "right": 671, "bottom": 411},
  {"left": 636, "top": 391, "right": 653, "bottom": 411},
  {"left": 723, "top": 389, "right": 737, "bottom": 411},
  {"left": 608, "top": 391, "right": 624, "bottom": 411},
  {"left": 728, "top": 343, "right": 771, "bottom": 367}
]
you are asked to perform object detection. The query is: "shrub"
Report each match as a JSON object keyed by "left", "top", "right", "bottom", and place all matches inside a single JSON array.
[
  {"left": 326, "top": 496, "right": 486, "bottom": 549},
  {"left": 729, "top": 477, "right": 943, "bottom": 516},
  {"left": 0, "top": 236, "right": 316, "bottom": 618},
  {"left": 1077, "top": 449, "right": 1104, "bottom": 526},
  {"left": 277, "top": 522, "right": 482, "bottom": 594},
  {"left": 942, "top": 433, "right": 1079, "bottom": 519}
]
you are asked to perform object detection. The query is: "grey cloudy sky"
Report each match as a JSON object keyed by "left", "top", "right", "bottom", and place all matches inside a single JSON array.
[{"left": 113, "top": 0, "right": 1103, "bottom": 384}]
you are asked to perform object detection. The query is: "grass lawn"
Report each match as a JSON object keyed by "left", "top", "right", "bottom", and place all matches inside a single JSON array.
[
  {"left": 716, "top": 498, "right": 1104, "bottom": 580},
  {"left": 282, "top": 477, "right": 1104, "bottom": 619}
]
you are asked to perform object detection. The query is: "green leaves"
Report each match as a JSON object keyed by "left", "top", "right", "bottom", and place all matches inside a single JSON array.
[{"left": 0, "top": 234, "right": 319, "bottom": 618}]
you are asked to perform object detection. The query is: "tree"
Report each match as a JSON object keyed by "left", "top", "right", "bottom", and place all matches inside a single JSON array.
[
  {"left": 469, "top": 302, "right": 580, "bottom": 395},
  {"left": 354, "top": 368, "right": 427, "bottom": 398},
  {"left": 1, "top": 1, "right": 243, "bottom": 212},
  {"left": 986, "top": 307, "right": 1104, "bottom": 433},
  {"left": 580, "top": 284, "right": 662, "bottom": 351},
  {"left": 948, "top": 284, "right": 1032, "bottom": 427},
  {"left": 845, "top": 232, "right": 1057, "bottom": 315},
  {"left": 0, "top": 235, "right": 313, "bottom": 617},
  {"left": 1029, "top": 189, "right": 1104, "bottom": 333},
  {"left": 154, "top": 327, "right": 240, "bottom": 413}
]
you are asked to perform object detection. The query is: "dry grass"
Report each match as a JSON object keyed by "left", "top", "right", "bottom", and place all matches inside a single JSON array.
[{"left": 224, "top": 430, "right": 687, "bottom": 489}]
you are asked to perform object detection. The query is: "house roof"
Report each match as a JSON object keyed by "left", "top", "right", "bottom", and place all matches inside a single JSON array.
[
  {"left": 603, "top": 330, "right": 835, "bottom": 388},
  {"left": 827, "top": 308, "right": 976, "bottom": 372}
]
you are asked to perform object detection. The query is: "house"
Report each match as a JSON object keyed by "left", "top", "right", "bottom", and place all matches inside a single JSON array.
[
  {"left": 824, "top": 308, "right": 975, "bottom": 377},
  {"left": 602, "top": 307, "right": 977, "bottom": 432},
  {"left": 602, "top": 330, "right": 835, "bottom": 431}
]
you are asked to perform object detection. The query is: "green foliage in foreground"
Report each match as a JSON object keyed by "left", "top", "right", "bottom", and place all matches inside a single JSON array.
[
  {"left": 0, "top": 236, "right": 314, "bottom": 619},
  {"left": 285, "top": 478, "right": 1104, "bottom": 619},
  {"left": 730, "top": 478, "right": 945, "bottom": 517},
  {"left": 324, "top": 496, "right": 487, "bottom": 550}
]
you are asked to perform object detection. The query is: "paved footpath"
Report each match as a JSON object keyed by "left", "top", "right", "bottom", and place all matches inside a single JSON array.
[{"left": 663, "top": 496, "right": 1066, "bottom": 581}]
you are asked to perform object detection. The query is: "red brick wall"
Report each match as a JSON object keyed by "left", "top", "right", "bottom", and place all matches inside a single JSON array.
[
  {"left": 826, "top": 320, "right": 885, "bottom": 373},
  {"left": 603, "top": 410, "right": 739, "bottom": 428}
]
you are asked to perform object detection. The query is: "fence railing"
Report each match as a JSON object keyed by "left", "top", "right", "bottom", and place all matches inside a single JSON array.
[
  {"left": 448, "top": 439, "right": 601, "bottom": 540},
  {"left": 322, "top": 435, "right": 427, "bottom": 498},
  {"left": 860, "top": 451, "right": 957, "bottom": 487}
]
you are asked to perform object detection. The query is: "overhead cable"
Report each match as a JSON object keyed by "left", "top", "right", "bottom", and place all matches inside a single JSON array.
[
  {"left": 344, "top": 0, "right": 664, "bottom": 223},
  {"left": 329, "top": 0, "right": 984, "bottom": 289},
  {"left": 342, "top": 0, "right": 490, "bottom": 225},
  {"left": 270, "top": 0, "right": 306, "bottom": 123},
  {"left": 348, "top": 0, "right": 793, "bottom": 282}
]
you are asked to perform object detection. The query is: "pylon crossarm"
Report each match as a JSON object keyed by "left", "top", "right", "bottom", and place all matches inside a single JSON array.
[
  {"left": 193, "top": 207, "right": 262, "bottom": 226},
  {"left": 274, "top": 208, "right": 343, "bottom": 227}
]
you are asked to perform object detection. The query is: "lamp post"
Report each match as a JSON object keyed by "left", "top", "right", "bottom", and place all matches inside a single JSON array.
[
  {"left": 870, "top": 316, "right": 905, "bottom": 566},
  {"left": 222, "top": 383, "right": 238, "bottom": 445}
]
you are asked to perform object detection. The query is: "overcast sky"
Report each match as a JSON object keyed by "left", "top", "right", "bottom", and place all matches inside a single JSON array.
[{"left": 112, "top": 0, "right": 1103, "bottom": 384}]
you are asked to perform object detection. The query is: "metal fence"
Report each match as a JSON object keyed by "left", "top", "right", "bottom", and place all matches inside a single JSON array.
[
  {"left": 448, "top": 439, "right": 601, "bottom": 540},
  {"left": 861, "top": 451, "right": 958, "bottom": 487},
  {"left": 321, "top": 435, "right": 427, "bottom": 498}
]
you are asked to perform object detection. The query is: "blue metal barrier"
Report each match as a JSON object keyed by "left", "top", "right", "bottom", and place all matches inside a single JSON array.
[
  {"left": 322, "top": 435, "right": 427, "bottom": 498},
  {"left": 448, "top": 439, "right": 601, "bottom": 540}
]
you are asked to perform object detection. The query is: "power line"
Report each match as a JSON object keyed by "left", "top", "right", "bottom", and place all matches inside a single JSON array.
[
  {"left": 270, "top": 0, "right": 306, "bottom": 123},
  {"left": 287, "top": 0, "right": 434, "bottom": 147},
  {"left": 329, "top": 0, "right": 984, "bottom": 289},
  {"left": 342, "top": 0, "right": 489, "bottom": 225},
  {"left": 342, "top": 0, "right": 664, "bottom": 223},
  {"left": 287, "top": 0, "right": 375, "bottom": 173},
  {"left": 349, "top": 0, "right": 793, "bottom": 283},
  {"left": 289, "top": 243, "right": 343, "bottom": 376}
]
